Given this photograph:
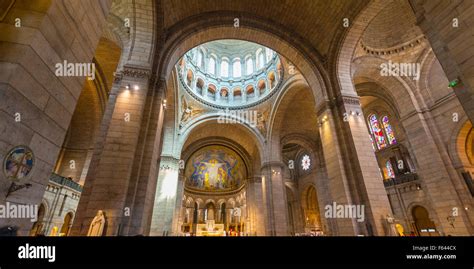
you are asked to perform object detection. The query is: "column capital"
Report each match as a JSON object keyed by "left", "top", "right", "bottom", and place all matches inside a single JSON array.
[
  {"left": 247, "top": 177, "right": 262, "bottom": 184},
  {"left": 261, "top": 161, "right": 285, "bottom": 170},
  {"left": 122, "top": 65, "right": 152, "bottom": 79}
]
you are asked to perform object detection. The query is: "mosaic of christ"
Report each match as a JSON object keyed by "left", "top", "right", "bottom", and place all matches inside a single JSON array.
[{"left": 185, "top": 146, "right": 246, "bottom": 191}]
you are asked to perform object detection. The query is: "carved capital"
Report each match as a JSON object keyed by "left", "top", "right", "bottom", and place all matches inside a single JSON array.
[
  {"left": 113, "top": 71, "right": 123, "bottom": 84},
  {"left": 336, "top": 95, "right": 360, "bottom": 106},
  {"left": 122, "top": 66, "right": 152, "bottom": 79}
]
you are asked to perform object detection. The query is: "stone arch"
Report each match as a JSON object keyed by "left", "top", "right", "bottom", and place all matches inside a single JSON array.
[
  {"left": 336, "top": 0, "right": 389, "bottom": 97},
  {"left": 181, "top": 136, "right": 255, "bottom": 180},
  {"left": 53, "top": 37, "right": 122, "bottom": 185},
  {"left": 185, "top": 197, "right": 195, "bottom": 207},
  {"left": 195, "top": 198, "right": 204, "bottom": 209},
  {"left": 154, "top": 14, "right": 329, "bottom": 110},
  {"left": 227, "top": 198, "right": 236, "bottom": 208},
  {"left": 352, "top": 55, "right": 422, "bottom": 118},
  {"left": 355, "top": 81, "right": 401, "bottom": 119},
  {"left": 300, "top": 184, "right": 323, "bottom": 232},
  {"left": 406, "top": 202, "right": 440, "bottom": 236},
  {"left": 60, "top": 211, "right": 74, "bottom": 236},
  {"left": 448, "top": 118, "right": 474, "bottom": 169},
  {"left": 178, "top": 115, "right": 265, "bottom": 162},
  {"left": 29, "top": 201, "right": 48, "bottom": 236},
  {"left": 267, "top": 74, "right": 314, "bottom": 160}
]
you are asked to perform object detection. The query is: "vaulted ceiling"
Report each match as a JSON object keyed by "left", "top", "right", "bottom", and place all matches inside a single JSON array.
[{"left": 161, "top": 0, "right": 370, "bottom": 58}]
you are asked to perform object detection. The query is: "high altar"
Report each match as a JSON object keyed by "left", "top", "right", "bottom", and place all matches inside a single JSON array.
[{"left": 196, "top": 220, "right": 225, "bottom": 236}]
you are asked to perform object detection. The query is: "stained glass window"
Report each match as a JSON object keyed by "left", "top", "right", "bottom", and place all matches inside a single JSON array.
[
  {"left": 382, "top": 116, "right": 397, "bottom": 145},
  {"left": 368, "top": 114, "right": 386, "bottom": 150},
  {"left": 386, "top": 160, "right": 395, "bottom": 179}
]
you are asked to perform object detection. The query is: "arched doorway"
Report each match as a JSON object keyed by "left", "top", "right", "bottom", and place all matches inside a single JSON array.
[
  {"left": 60, "top": 212, "right": 74, "bottom": 236},
  {"left": 30, "top": 203, "right": 46, "bottom": 236},
  {"left": 412, "top": 206, "right": 439, "bottom": 236},
  {"left": 303, "top": 186, "right": 323, "bottom": 235}
]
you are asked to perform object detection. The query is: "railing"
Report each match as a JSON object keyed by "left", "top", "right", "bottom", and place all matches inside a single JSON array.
[
  {"left": 49, "top": 173, "right": 83, "bottom": 192},
  {"left": 383, "top": 173, "right": 418, "bottom": 187}
]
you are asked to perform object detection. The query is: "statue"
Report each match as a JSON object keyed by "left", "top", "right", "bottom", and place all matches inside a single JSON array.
[
  {"left": 385, "top": 214, "right": 398, "bottom": 236},
  {"left": 180, "top": 96, "right": 203, "bottom": 128},
  {"left": 87, "top": 210, "right": 105, "bottom": 236},
  {"left": 256, "top": 110, "right": 268, "bottom": 136}
]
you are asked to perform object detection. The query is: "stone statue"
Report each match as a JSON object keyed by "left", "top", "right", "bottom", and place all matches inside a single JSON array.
[
  {"left": 87, "top": 210, "right": 105, "bottom": 236},
  {"left": 256, "top": 110, "right": 268, "bottom": 136},
  {"left": 385, "top": 214, "right": 398, "bottom": 236},
  {"left": 180, "top": 96, "right": 203, "bottom": 127}
]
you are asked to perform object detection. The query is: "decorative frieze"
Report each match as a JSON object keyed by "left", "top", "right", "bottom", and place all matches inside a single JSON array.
[{"left": 122, "top": 66, "right": 152, "bottom": 79}]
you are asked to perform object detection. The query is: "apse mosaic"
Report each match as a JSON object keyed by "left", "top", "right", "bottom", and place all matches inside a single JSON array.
[
  {"left": 3, "top": 145, "right": 35, "bottom": 181},
  {"left": 185, "top": 146, "right": 246, "bottom": 192}
]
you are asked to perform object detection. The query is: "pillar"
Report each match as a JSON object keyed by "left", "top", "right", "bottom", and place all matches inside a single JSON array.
[
  {"left": 149, "top": 156, "right": 181, "bottom": 235},
  {"left": 261, "top": 162, "right": 290, "bottom": 236},
  {"left": 246, "top": 177, "right": 266, "bottom": 235},
  {"left": 71, "top": 67, "right": 153, "bottom": 236},
  {"left": 317, "top": 96, "right": 393, "bottom": 235}
]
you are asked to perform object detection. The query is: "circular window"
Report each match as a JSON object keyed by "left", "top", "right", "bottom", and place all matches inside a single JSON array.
[
  {"left": 301, "top": 154, "right": 311, "bottom": 171},
  {"left": 3, "top": 145, "right": 35, "bottom": 182}
]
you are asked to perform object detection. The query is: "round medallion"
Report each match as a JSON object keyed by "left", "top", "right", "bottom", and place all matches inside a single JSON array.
[{"left": 3, "top": 145, "right": 35, "bottom": 182}]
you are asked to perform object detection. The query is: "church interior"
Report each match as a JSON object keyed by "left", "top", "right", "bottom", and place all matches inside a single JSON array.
[{"left": 1, "top": 0, "right": 474, "bottom": 237}]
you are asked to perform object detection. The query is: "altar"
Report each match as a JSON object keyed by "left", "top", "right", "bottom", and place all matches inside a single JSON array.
[{"left": 196, "top": 220, "right": 225, "bottom": 236}]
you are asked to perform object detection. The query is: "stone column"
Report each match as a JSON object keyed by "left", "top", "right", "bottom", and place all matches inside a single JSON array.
[
  {"left": 246, "top": 177, "right": 266, "bottom": 235},
  {"left": 192, "top": 77, "right": 197, "bottom": 91},
  {"left": 171, "top": 174, "right": 186, "bottom": 235},
  {"left": 189, "top": 207, "right": 195, "bottom": 224},
  {"left": 261, "top": 162, "right": 289, "bottom": 236},
  {"left": 203, "top": 82, "right": 208, "bottom": 99},
  {"left": 199, "top": 209, "right": 205, "bottom": 222},
  {"left": 71, "top": 67, "right": 152, "bottom": 236},
  {"left": 149, "top": 156, "right": 181, "bottom": 236},
  {"left": 229, "top": 89, "right": 234, "bottom": 102},
  {"left": 255, "top": 84, "right": 260, "bottom": 97},
  {"left": 317, "top": 96, "right": 392, "bottom": 235},
  {"left": 226, "top": 208, "right": 232, "bottom": 229},
  {"left": 121, "top": 78, "right": 166, "bottom": 236}
]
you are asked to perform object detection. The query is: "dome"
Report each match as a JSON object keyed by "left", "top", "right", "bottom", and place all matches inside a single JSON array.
[{"left": 177, "top": 39, "right": 283, "bottom": 109}]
